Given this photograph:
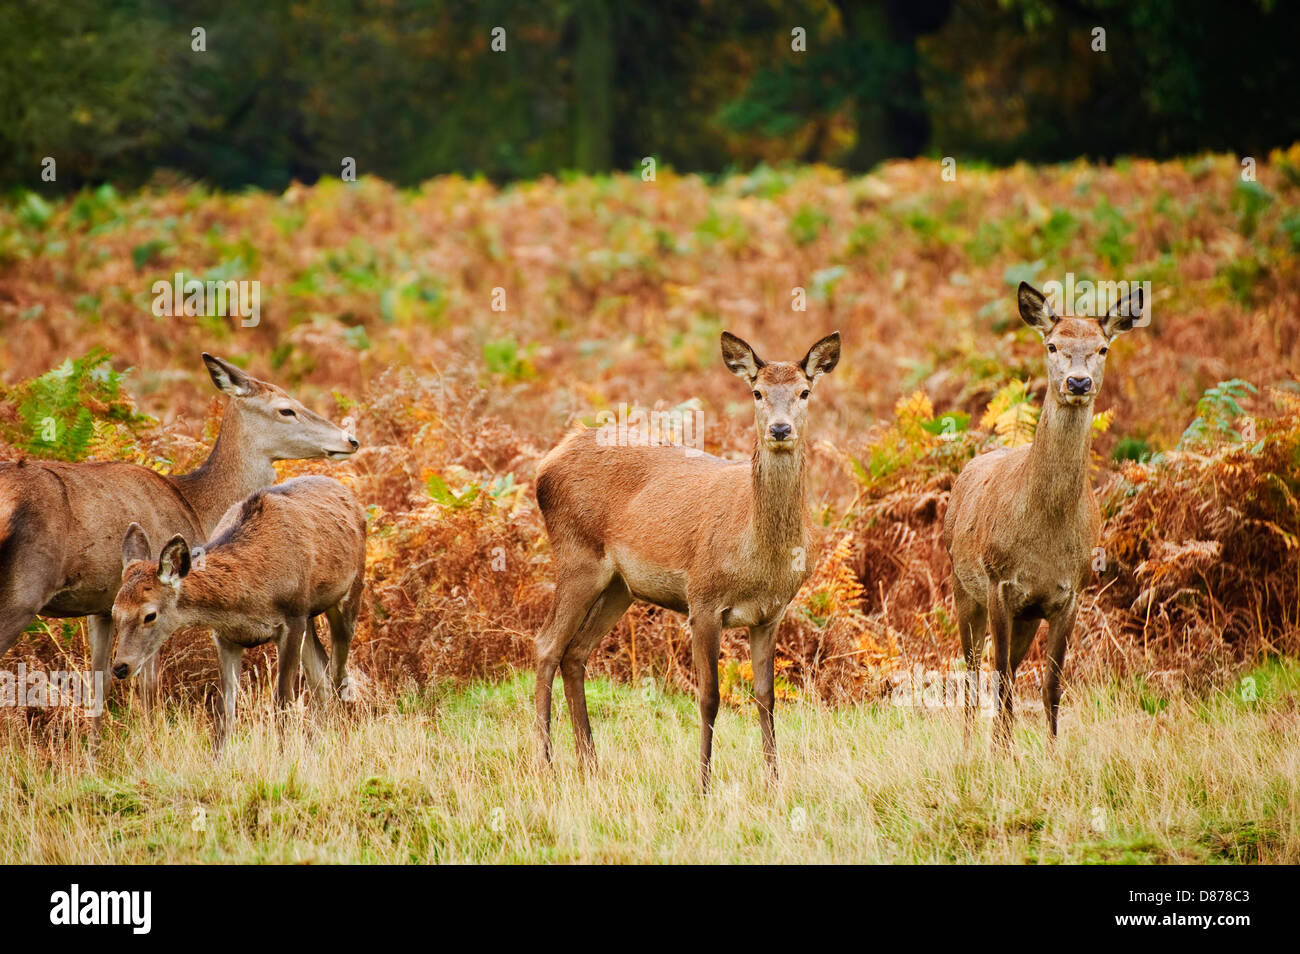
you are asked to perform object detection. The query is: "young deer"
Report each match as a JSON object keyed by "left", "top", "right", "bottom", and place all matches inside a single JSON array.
[
  {"left": 943, "top": 282, "right": 1146, "bottom": 745},
  {"left": 535, "top": 331, "right": 840, "bottom": 790},
  {"left": 0, "top": 354, "right": 358, "bottom": 724},
  {"left": 111, "top": 476, "right": 366, "bottom": 750}
]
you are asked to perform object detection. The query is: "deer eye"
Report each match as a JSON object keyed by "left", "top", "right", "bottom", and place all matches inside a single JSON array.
[
  {"left": 1046, "top": 343, "right": 1057, "bottom": 354},
  {"left": 1099, "top": 347, "right": 1109, "bottom": 356},
  {"left": 752, "top": 390, "right": 762, "bottom": 401},
  {"left": 143, "top": 611, "right": 157, "bottom": 624},
  {"left": 800, "top": 389, "right": 810, "bottom": 400},
  {"left": 278, "top": 408, "right": 296, "bottom": 417}
]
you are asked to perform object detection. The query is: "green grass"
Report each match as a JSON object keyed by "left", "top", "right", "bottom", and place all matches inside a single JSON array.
[{"left": 2, "top": 663, "right": 1298, "bottom": 863}]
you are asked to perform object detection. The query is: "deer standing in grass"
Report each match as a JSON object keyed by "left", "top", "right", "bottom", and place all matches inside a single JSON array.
[
  {"left": 943, "top": 282, "right": 1146, "bottom": 745},
  {"left": 0, "top": 354, "right": 358, "bottom": 727},
  {"left": 534, "top": 331, "right": 840, "bottom": 790},
  {"left": 112, "top": 476, "right": 366, "bottom": 750}
]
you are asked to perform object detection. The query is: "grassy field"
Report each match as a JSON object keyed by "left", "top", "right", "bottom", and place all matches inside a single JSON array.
[
  {"left": 4, "top": 661, "right": 1298, "bottom": 864},
  {"left": 2, "top": 154, "right": 1299, "bottom": 865}
]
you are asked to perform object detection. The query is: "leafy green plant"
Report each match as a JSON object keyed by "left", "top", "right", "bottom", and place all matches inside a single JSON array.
[
  {"left": 1218, "top": 255, "right": 1266, "bottom": 306},
  {"left": 1281, "top": 212, "right": 1300, "bottom": 252},
  {"left": 921, "top": 411, "right": 970, "bottom": 437},
  {"left": 131, "top": 238, "right": 168, "bottom": 270},
  {"left": 5, "top": 350, "right": 150, "bottom": 461},
  {"left": 1112, "top": 435, "right": 1153, "bottom": 463},
  {"left": 69, "top": 183, "right": 121, "bottom": 230},
  {"left": 1092, "top": 199, "right": 1134, "bottom": 268},
  {"left": 16, "top": 191, "right": 54, "bottom": 229},
  {"left": 482, "top": 337, "right": 535, "bottom": 381},
  {"left": 1232, "top": 181, "right": 1273, "bottom": 238},
  {"left": 810, "top": 265, "right": 846, "bottom": 301},
  {"left": 789, "top": 204, "right": 829, "bottom": 246},
  {"left": 1178, "top": 379, "right": 1259, "bottom": 450},
  {"left": 425, "top": 472, "right": 480, "bottom": 509}
]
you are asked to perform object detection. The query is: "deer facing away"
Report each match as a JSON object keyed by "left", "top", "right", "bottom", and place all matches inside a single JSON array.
[
  {"left": 534, "top": 331, "right": 840, "bottom": 790},
  {"left": 943, "top": 281, "right": 1146, "bottom": 744},
  {"left": 112, "top": 475, "right": 366, "bottom": 750},
  {"left": 0, "top": 353, "right": 358, "bottom": 724}
]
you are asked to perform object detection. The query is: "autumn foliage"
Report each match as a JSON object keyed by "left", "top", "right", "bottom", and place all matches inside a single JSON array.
[{"left": 2, "top": 148, "right": 1299, "bottom": 708}]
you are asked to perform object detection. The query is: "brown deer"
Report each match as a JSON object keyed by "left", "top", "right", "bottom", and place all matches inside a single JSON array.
[
  {"left": 943, "top": 281, "right": 1146, "bottom": 745},
  {"left": 534, "top": 331, "right": 840, "bottom": 790},
  {"left": 111, "top": 475, "right": 366, "bottom": 750},
  {"left": 0, "top": 354, "right": 358, "bottom": 724}
]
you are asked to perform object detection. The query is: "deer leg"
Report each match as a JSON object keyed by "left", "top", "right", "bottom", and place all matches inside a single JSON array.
[
  {"left": 1042, "top": 602, "right": 1077, "bottom": 740},
  {"left": 326, "top": 570, "right": 362, "bottom": 700},
  {"left": 0, "top": 551, "right": 56, "bottom": 660},
  {"left": 988, "top": 583, "right": 1015, "bottom": 750},
  {"left": 275, "top": 618, "right": 307, "bottom": 715},
  {"left": 300, "top": 618, "right": 333, "bottom": 703},
  {"left": 560, "top": 578, "right": 632, "bottom": 773},
  {"left": 0, "top": 607, "right": 40, "bottom": 661},
  {"left": 86, "top": 613, "right": 114, "bottom": 742},
  {"left": 213, "top": 635, "right": 243, "bottom": 753},
  {"left": 748, "top": 618, "right": 781, "bottom": 782},
  {"left": 533, "top": 564, "right": 605, "bottom": 768},
  {"left": 953, "top": 584, "right": 987, "bottom": 743},
  {"left": 1001, "top": 616, "right": 1041, "bottom": 749},
  {"left": 690, "top": 609, "right": 723, "bottom": 793},
  {"left": 324, "top": 604, "right": 355, "bottom": 700}
]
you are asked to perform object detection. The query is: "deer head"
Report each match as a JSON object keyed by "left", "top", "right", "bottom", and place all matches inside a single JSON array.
[
  {"left": 721, "top": 331, "right": 840, "bottom": 451},
  {"left": 111, "top": 524, "right": 191, "bottom": 680},
  {"left": 203, "top": 353, "right": 358, "bottom": 460},
  {"left": 1017, "top": 282, "right": 1145, "bottom": 407}
]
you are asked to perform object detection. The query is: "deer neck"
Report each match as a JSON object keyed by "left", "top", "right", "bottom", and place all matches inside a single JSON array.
[
  {"left": 1024, "top": 396, "right": 1093, "bottom": 516},
  {"left": 749, "top": 444, "right": 807, "bottom": 559},
  {"left": 170, "top": 403, "right": 275, "bottom": 537},
  {"left": 175, "top": 567, "right": 228, "bottom": 617}
]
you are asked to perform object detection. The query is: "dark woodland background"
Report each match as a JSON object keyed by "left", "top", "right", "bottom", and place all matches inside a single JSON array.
[{"left": 4, "top": 0, "right": 1298, "bottom": 190}]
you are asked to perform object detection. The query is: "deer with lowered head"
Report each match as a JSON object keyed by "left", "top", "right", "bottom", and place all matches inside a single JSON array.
[
  {"left": 0, "top": 353, "right": 358, "bottom": 727},
  {"left": 943, "top": 281, "right": 1146, "bottom": 745},
  {"left": 112, "top": 475, "right": 366, "bottom": 750},
  {"left": 534, "top": 330, "right": 840, "bottom": 790}
]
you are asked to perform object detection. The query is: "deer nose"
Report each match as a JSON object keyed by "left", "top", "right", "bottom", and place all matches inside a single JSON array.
[
  {"left": 347, "top": 437, "right": 359, "bottom": 450},
  {"left": 112, "top": 663, "right": 129, "bottom": 680},
  {"left": 1066, "top": 376, "right": 1092, "bottom": 396},
  {"left": 769, "top": 423, "right": 792, "bottom": 441}
]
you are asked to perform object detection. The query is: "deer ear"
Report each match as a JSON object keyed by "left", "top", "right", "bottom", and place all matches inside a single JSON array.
[
  {"left": 121, "top": 523, "right": 151, "bottom": 569},
  {"left": 1099, "top": 286, "right": 1145, "bottom": 339},
  {"left": 202, "top": 353, "right": 255, "bottom": 398},
  {"left": 158, "top": 534, "right": 192, "bottom": 586},
  {"left": 1017, "top": 282, "right": 1058, "bottom": 336},
  {"left": 720, "top": 332, "right": 765, "bottom": 384},
  {"left": 801, "top": 332, "right": 841, "bottom": 382}
]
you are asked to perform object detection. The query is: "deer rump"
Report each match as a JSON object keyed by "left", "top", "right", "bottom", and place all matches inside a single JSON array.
[{"left": 0, "top": 460, "right": 203, "bottom": 620}]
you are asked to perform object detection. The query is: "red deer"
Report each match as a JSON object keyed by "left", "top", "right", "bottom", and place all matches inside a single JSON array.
[
  {"left": 943, "top": 282, "right": 1146, "bottom": 745},
  {"left": 534, "top": 331, "right": 840, "bottom": 790},
  {"left": 111, "top": 476, "right": 366, "bottom": 750},
  {"left": 0, "top": 354, "right": 358, "bottom": 726}
]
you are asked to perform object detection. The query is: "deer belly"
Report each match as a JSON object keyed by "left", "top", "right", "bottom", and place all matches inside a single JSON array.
[
  {"left": 42, "top": 587, "right": 115, "bottom": 618},
  {"left": 1006, "top": 577, "right": 1076, "bottom": 618},
  {"left": 721, "top": 601, "right": 781, "bottom": 629},
  {"left": 614, "top": 551, "right": 688, "bottom": 614}
]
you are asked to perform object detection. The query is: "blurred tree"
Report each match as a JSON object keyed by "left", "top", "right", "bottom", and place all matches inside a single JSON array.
[
  {"left": 2, "top": 0, "right": 1298, "bottom": 191},
  {"left": 928, "top": 0, "right": 1300, "bottom": 162},
  {"left": 718, "top": 0, "right": 954, "bottom": 170},
  {"left": 573, "top": 0, "right": 614, "bottom": 172},
  {"left": 0, "top": 0, "right": 190, "bottom": 190}
]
